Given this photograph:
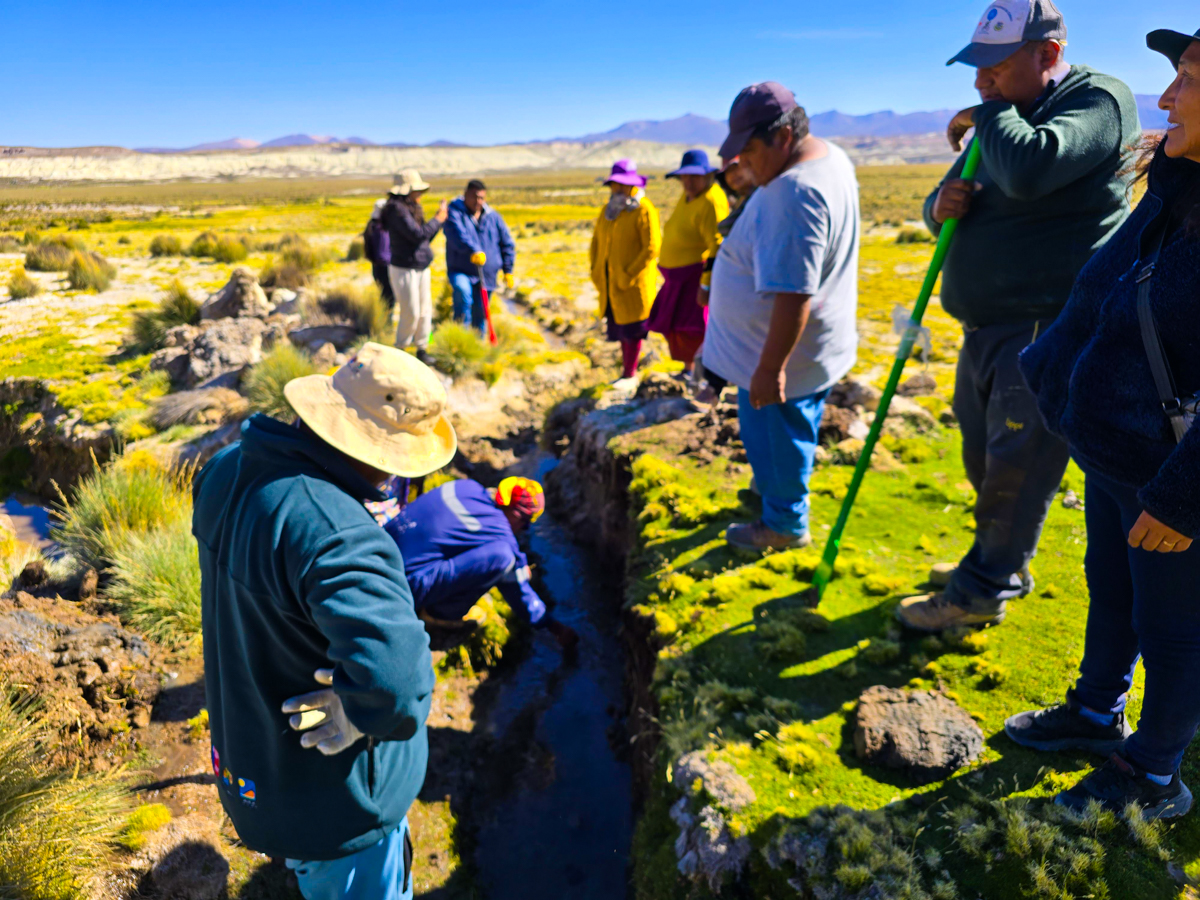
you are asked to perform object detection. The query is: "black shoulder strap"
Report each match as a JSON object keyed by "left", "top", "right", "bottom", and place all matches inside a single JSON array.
[{"left": 1135, "top": 225, "right": 1190, "bottom": 443}]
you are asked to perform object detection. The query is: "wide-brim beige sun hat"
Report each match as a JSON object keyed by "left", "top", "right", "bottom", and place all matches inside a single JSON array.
[
  {"left": 389, "top": 169, "right": 431, "bottom": 196},
  {"left": 284, "top": 341, "right": 456, "bottom": 478}
]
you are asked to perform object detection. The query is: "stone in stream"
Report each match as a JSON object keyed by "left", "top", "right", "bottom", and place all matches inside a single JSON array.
[{"left": 853, "top": 685, "right": 983, "bottom": 784}]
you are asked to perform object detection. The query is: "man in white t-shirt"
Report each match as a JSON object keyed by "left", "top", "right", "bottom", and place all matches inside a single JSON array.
[{"left": 705, "top": 81, "right": 860, "bottom": 552}]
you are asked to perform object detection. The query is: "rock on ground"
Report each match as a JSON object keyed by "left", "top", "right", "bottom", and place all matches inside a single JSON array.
[
  {"left": 200, "top": 268, "right": 271, "bottom": 320},
  {"left": 0, "top": 591, "right": 163, "bottom": 757},
  {"left": 669, "top": 751, "right": 756, "bottom": 890},
  {"left": 853, "top": 685, "right": 983, "bottom": 784},
  {"left": 151, "top": 318, "right": 273, "bottom": 388}
]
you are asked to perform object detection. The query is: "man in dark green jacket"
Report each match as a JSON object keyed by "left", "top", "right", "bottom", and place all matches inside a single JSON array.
[
  {"left": 194, "top": 342, "right": 457, "bottom": 898},
  {"left": 898, "top": 0, "right": 1141, "bottom": 632}
]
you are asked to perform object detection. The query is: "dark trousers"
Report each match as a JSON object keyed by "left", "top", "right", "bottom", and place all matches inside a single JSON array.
[
  {"left": 1072, "top": 470, "right": 1200, "bottom": 775},
  {"left": 407, "top": 543, "right": 515, "bottom": 622},
  {"left": 372, "top": 262, "right": 396, "bottom": 310},
  {"left": 948, "top": 321, "right": 1070, "bottom": 609}
]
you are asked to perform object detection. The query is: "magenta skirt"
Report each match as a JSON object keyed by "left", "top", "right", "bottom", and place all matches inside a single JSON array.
[{"left": 648, "top": 262, "right": 706, "bottom": 337}]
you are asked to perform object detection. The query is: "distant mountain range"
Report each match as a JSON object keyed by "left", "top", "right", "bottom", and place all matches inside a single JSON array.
[{"left": 133, "top": 96, "right": 1169, "bottom": 154}]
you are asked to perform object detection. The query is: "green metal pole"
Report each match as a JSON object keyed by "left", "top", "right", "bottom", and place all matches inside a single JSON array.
[{"left": 810, "top": 139, "right": 982, "bottom": 601}]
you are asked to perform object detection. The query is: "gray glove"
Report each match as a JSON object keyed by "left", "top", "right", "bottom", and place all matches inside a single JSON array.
[{"left": 281, "top": 668, "right": 365, "bottom": 756}]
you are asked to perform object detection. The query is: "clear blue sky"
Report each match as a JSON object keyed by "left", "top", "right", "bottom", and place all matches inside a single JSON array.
[{"left": 4, "top": 0, "right": 1196, "bottom": 148}]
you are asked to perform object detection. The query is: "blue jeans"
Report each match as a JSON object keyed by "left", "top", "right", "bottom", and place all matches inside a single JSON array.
[
  {"left": 409, "top": 544, "right": 515, "bottom": 620},
  {"left": 737, "top": 388, "right": 828, "bottom": 537},
  {"left": 287, "top": 820, "right": 412, "bottom": 900},
  {"left": 1072, "top": 470, "right": 1200, "bottom": 775},
  {"left": 449, "top": 272, "right": 486, "bottom": 335}
]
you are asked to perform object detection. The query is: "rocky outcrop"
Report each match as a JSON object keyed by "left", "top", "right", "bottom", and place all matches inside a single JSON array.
[
  {"left": 0, "top": 591, "right": 162, "bottom": 751},
  {"left": 853, "top": 685, "right": 983, "bottom": 784},
  {"left": 150, "top": 318, "right": 283, "bottom": 389},
  {"left": 0, "top": 376, "right": 116, "bottom": 496},
  {"left": 670, "top": 751, "right": 756, "bottom": 891},
  {"left": 199, "top": 268, "right": 271, "bottom": 320}
]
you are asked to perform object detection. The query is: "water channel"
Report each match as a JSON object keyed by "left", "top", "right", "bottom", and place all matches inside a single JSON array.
[{"left": 473, "top": 460, "right": 633, "bottom": 900}]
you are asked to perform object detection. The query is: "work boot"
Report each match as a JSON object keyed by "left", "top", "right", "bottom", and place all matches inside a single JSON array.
[
  {"left": 415, "top": 348, "right": 435, "bottom": 368},
  {"left": 726, "top": 520, "right": 811, "bottom": 554},
  {"left": 1055, "top": 752, "right": 1193, "bottom": 820},
  {"left": 894, "top": 591, "right": 1004, "bottom": 632},
  {"left": 1005, "top": 690, "right": 1131, "bottom": 755}
]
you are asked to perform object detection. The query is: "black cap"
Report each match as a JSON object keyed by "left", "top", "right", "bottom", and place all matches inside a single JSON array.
[
  {"left": 719, "top": 82, "right": 798, "bottom": 161},
  {"left": 1147, "top": 28, "right": 1200, "bottom": 69}
]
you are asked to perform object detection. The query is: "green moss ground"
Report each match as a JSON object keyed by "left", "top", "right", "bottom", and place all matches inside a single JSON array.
[{"left": 618, "top": 397, "right": 1198, "bottom": 898}]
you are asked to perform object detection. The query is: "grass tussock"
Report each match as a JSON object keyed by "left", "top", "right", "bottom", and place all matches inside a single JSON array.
[
  {"left": 7, "top": 267, "right": 40, "bottom": 299},
  {"left": 305, "top": 282, "right": 388, "bottom": 337},
  {"left": 148, "top": 234, "right": 183, "bottom": 257},
  {"left": 66, "top": 251, "right": 116, "bottom": 292},
  {"left": 106, "top": 516, "right": 202, "bottom": 651},
  {"left": 24, "top": 235, "right": 85, "bottom": 272},
  {"left": 129, "top": 279, "right": 201, "bottom": 350},
  {"left": 0, "top": 235, "right": 22, "bottom": 253},
  {"left": 0, "top": 691, "right": 130, "bottom": 899},
  {"left": 188, "top": 231, "right": 248, "bottom": 263},
  {"left": 260, "top": 234, "right": 337, "bottom": 287},
  {"left": 52, "top": 450, "right": 192, "bottom": 569},
  {"left": 346, "top": 237, "right": 365, "bottom": 261},
  {"left": 243, "top": 344, "right": 318, "bottom": 421},
  {"left": 896, "top": 225, "right": 934, "bottom": 244}
]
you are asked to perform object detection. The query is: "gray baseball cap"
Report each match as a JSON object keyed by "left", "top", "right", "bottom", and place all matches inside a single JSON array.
[{"left": 947, "top": 0, "right": 1067, "bottom": 68}]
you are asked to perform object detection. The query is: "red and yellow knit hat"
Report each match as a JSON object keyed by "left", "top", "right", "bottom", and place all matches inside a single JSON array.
[{"left": 493, "top": 476, "right": 545, "bottom": 522}]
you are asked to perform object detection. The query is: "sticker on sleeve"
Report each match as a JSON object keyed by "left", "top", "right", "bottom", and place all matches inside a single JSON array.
[{"left": 238, "top": 777, "right": 257, "bottom": 805}]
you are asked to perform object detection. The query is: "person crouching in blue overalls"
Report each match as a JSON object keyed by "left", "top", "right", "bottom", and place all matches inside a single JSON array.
[{"left": 384, "top": 476, "right": 579, "bottom": 651}]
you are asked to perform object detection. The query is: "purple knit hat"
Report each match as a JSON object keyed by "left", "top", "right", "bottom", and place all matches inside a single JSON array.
[{"left": 604, "top": 159, "right": 647, "bottom": 188}]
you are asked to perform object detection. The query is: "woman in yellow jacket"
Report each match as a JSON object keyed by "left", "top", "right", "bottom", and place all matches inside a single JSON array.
[
  {"left": 648, "top": 150, "right": 729, "bottom": 376},
  {"left": 590, "top": 159, "right": 662, "bottom": 381}
]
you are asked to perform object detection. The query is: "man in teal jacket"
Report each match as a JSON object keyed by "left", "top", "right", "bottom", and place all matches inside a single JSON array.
[
  {"left": 194, "top": 342, "right": 457, "bottom": 899},
  {"left": 897, "top": 0, "right": 1141, "bottom": 633}
]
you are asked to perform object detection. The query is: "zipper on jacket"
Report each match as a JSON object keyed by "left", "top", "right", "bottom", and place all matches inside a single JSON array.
[{"left": 367, "top": 737, "right": 376, "bottom": 796}]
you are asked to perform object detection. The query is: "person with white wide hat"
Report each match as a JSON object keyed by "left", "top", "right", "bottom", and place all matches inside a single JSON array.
[
  {"left": 382, "top": 170, "right": 449, "bottom": 365},
  {"left": 194, "top": 342, "right": 456, "bottom": 900}
]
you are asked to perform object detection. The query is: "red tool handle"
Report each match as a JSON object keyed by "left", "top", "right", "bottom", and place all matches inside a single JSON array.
[{"left": 478, "top": 265, "right": 498, "bottom": 346}]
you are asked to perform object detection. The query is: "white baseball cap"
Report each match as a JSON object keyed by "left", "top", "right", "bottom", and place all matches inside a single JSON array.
[{"left": 948, "top": 0, "right": 1067, "bottom": 68}]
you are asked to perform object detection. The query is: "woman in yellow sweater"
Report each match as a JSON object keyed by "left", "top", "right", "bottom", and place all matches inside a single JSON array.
[
  {"left": 590, "top": 159, "right": 662, "bottom": 381},
  {"left": 647, "top": 150, "right": 729, "bottom": 375}
]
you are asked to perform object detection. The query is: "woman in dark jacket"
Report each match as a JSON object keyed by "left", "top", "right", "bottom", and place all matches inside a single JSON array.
[
  {"left": 382, "top": 169, "right": 448, "bottom": 364},
  {"left": 1006, "top": 27, "right": 1200, "bottom": 821}
]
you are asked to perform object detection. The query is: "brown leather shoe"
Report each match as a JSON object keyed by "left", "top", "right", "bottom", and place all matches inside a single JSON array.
[
  {"left": 895, "top": 591, "right": 1004, "bottom": 633},
  {"left": 726, "top": 520, "right": 812, "bottom": 554}
]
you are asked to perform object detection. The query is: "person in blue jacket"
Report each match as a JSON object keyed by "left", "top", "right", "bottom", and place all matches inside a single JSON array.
[
  {"left": 194, "top": 342, "right": 457, "bottom": 900},
  {"left": 1006, "top": 25, "right": 1200, "bottom": 821},
  {"left": 443, "top": 179, "right": 516, "bottom": 335},
  {"left": 384, "top": 476, "right": 578, "bottom": 650}
]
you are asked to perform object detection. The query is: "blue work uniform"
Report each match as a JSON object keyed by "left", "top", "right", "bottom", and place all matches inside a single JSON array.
[{"left": 384, "top": 480, "right": 546, "bottom": 625}]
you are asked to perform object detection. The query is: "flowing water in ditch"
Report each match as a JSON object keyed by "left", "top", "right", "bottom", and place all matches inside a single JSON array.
[
  {"left": 2, "top": 495, "right": 54, "bottom": 548},
  {"left": 472, "top": 459, "right": 633, "bottom": 900}
]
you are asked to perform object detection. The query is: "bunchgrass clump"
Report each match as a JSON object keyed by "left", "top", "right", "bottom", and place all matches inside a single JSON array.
[
  {"left": 148, "top": 234, "right": 183, "bottom": 257},
  {"left": 428, "top": 322, "right": 491, "bottom": 376},
  {"left": 0, "top": 235, "right": 22, "bottom": 253},
  {"left": 0, "top": 691, "right": 130, "bottom": 899},
  {"left": 106, "top": 516, "right": 202, "bottom": 651},
  {"left": 52, "top": 450, "right": 193, "bottom": 569},
  {"left": 896, "top": 225, "right": 934, "bottom": 244},
  {"left": 243, "top": 344, "right": 319, "bottom": 421},
  {"left": 66, "top": 251, "right": 116, "bottom": 292},
  {"left": 188, "top": 231, "right": 248, "bottom": 263},
  {"left": 24, "top": 235, "right": 85, "bottom": 272},
  {"left": 129, "top": 279, "right": 201, "bottom": 350},
  {"left": 259, "top": 261, "right": 309, "bottom": 289},
  {"left": 306, "top": 282, "right": 388, "bottom": 337},
  {"left": 346, "top": 237, "right": 365, "bottom": 261},
  {"left": 7, "top": 267, "right": 40, "bottom": 299}
]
